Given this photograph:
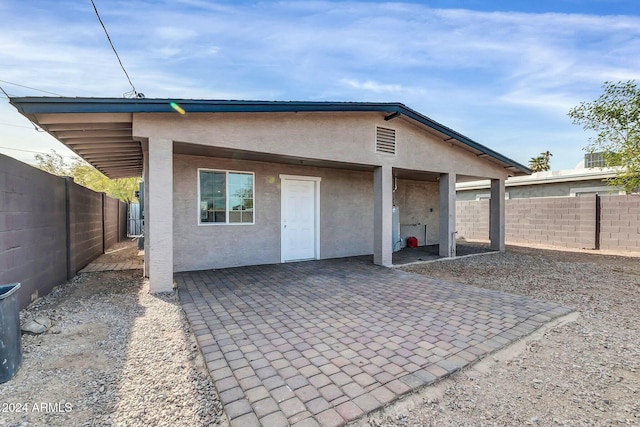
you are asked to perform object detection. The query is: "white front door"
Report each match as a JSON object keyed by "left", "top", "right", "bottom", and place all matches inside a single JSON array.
[{"left": 281, "top": 175, "right": 320, "bottom": 262}]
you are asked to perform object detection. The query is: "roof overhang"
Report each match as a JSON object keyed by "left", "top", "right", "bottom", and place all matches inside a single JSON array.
[
  {"left": 9, "top": 97, "right": 531, "bottom": 179},
  {"left": 457, "top": 166, "right": 621, "bottom": 191}
]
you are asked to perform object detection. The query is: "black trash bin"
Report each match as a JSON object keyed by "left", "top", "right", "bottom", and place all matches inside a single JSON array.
[{"left": 0, "top": 283, "right": 22, "bottom": 383}]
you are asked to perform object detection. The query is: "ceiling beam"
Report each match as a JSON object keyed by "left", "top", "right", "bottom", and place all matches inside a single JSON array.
[
  {"left": 62, "top": 137, "right": 136, "bottom": 144},
  {"left": 107, "top": 167, "right": 142, "bottom": 172},
  {"left": 93, "top": 158, "right": 142, "bottom": 164},
  {"left": 44, "top": 122, "right": 132, "bottom": 132},
  {"left": 34, "top": 112, "right": 132, "bottom": 125},
  {"left": 108, "top": 169, "right": 142, "bottom": 174},
  {"left": 68, "top": 144, "right": 135, "bottom": 152},
  {"left": 83, "top": 154, "right": 141, "bottom": 162},
  {"left": 80, "top": 150, "right": 140, "bottom": 157},
  {"left": 54, "top": 129, "right": 133, "bottom": 139}
]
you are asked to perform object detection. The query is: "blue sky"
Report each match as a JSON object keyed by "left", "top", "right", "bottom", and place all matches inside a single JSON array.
[{"left": 1, "top": 0, "right": 639, "bottom": 171}]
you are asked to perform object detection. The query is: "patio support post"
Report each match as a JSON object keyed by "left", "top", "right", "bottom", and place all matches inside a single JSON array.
[
  {"left": 147, "top": 138, "right": 174, "bottom": 292},
  {"left": 142, "top": 141, "right": 149, "bottom": 278},
  {"left": 439, "top": 172, "right": 456, "bottom": 257},
  {"left": 373, "top": 165, "right": 393, "bottom": 266},
  {"left": 490, "top": 178, "right": 506, "bottom": 251}
]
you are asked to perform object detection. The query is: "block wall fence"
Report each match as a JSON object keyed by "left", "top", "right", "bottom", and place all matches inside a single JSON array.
[
  {"left": 1, "top": 154, "right": 128, "bottom": 309},
  {"left": 457, "top": 194, "right": 640, "bottom": 252}
]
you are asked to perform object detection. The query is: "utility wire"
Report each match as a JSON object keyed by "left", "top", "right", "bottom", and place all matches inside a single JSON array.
[
  {"left": 90, "top": 0, "right": 142, "bottom": 98},
  {"left": 0, "top": 81, "right": 52, "bottom": 132},
  {"left": 0, "top": 122, "right": 38, "bottom": 129},
  {"left": 0, "top": 79, "right": 63, "bottom": 96},
  {"left": 0, "top": 146, "right": 80, "bottom": 158}
]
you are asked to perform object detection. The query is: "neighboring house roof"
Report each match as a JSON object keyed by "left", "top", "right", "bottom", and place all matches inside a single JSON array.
[
  {"left": 10, "top": 97, "right": 531, "bottom": 179},
  {"left": 456, "top": 166, "right": 620, "bottom": 191}
]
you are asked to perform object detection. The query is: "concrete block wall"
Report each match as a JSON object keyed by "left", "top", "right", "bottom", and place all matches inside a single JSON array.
[
  {"left": 505, "top": 196, "right": 597, "bottom": 249},
  {"left": 68, "top": 182, "right": 104, "bottom": 274},
  {"left": 456, "top": 200, "right": 489, "bottom": 241},
  {"left": 599, "top": 195, "right": 640, "bottom": 251},
  {"left": 0, "top": 155, "right": 67, "bottom": 309},
  {"left": 118, "top": 200, "right": 127, "bottom": 241},
  {"left": 103, "top": 196, "right": 119, "bottom": 250},
  {"left": 457, "top": 194, "right": 640, "bottom": 252},
  {"left": 0, "top": 154, "right": 130, "bottom": 308}
]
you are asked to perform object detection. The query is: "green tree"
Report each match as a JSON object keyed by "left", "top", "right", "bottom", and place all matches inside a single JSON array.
[
  {"left": 35, "top": 149, "right": 140, "bottom": 203},
  {"left": 568, "top": 80, "right": 640, "bottom": 193},
  {"left": 34, "top": 149, "right": 69, "bottom": 175},
  {"left": 70, "top": 160, "right": 140, "bottom": 203},
  {"left": 528, "top": 150, "right": 552, "bottom": 172}
]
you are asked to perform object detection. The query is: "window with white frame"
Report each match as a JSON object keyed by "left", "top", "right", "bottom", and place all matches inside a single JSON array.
[{"left": 198, "top": 169, "right": 254, "bottom": 224}]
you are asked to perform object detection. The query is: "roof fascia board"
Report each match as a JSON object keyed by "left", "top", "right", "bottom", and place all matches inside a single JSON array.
[
  {"left": 10, "top": 97, "right": 530, "bottom": 174},
  {"left": 457, "top": 170, "right": 618, "bottom": 190}
]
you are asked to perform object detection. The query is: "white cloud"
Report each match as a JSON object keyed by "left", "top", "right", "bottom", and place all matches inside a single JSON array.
[
  {"left": 1, "top": 0, "right": 640, "bottom": 169},
  {"left": 341, "top": 79, "right": 407, "bottom": 94}
]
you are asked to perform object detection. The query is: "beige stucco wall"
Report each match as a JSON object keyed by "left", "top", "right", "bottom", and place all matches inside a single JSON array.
[
  {"left": 394, "top": 179, "right": 440, "bottom": 245},
  {"left": 134, "top": 112, "right": 510, "bottom": 180},
  {"left": 173, "top": 154, "right": 374, "bottom": 272},
  {"left": 137, "top": 109, "right": 512, "bottom": 275}
]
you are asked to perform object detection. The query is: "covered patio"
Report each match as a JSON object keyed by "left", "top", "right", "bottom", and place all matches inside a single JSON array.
[
  {"left": 10, "top": 97, "right": 531, "bottom": 295},
  {"left": 177, "top": 257, "right": 573, "bottom": 427},
  {"left": 391, "top": 241, "right": 496, "bottom": 265}
]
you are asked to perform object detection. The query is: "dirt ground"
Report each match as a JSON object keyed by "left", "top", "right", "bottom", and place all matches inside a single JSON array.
[
  {"left": 102, "top": 241, "right": 141, "bottom": 263},
  {"left": 379, "top": 245, "right": 640, "bottom": 427},
  {"left": 2, "top": 243, "right": 639, "bottom": 426},
  {"left": 0, "top": 243, "right": 223, "bottom": 427}
]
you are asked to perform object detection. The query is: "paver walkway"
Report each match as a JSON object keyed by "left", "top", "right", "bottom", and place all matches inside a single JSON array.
[
  {"left": 80, "top": 261, "right": 141, "bottom": 272},
  {"left": 79, "top": 241, "right": 143, "bottom": 273},
  {"left": 176, "top": 257, "right": 573, "bottom": 427}
]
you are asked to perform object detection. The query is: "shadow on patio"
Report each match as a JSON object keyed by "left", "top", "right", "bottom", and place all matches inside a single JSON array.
[{"left": 392, "top": 241, "right": 496, "bottom": 266}]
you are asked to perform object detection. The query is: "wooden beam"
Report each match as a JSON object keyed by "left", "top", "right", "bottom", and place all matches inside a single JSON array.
[
  {"left": 54, "top": 129, "right": 132, "bottom": 139},
  {"left": 44, "top": 122, "right": 132, "bottom": 132},
  {"left": 35, "top": 112, "right": 132, "bottom": 125}
]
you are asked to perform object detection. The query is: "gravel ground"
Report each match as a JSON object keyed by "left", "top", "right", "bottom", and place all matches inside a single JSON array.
[
  {"left": 0, "top": 247, "right": 224, "bottom": 427},
  {"left": 3, "top": 243, "right": 639, "bottom": 427},
  {"left": 373, "top": 245, "right": 640, "bottom": 427}
]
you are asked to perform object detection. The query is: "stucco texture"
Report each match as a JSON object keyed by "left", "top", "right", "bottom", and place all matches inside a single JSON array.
[
  {"left": 394, "top": 179, "right": 440, "bottom": 246},
  {"left": 135, "top": 112, "right": 510, "bottom": 180},
  {"left": 173, "top": 154, "right": 375, "bottom": 272}
]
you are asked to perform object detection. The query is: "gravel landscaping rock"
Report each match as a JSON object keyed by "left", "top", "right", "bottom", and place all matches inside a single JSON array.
[
  {"left": 382, "top": 245, "right": 640, "bottom": 427},
  {"left": 0, "top": 267, "right": 224, "bottom": 427},
  {"left": 20, "top": 317, "right": 52, "bottom": 335},
  {"left": 2, "top": 242, "right": 638, "bottom": 427}
]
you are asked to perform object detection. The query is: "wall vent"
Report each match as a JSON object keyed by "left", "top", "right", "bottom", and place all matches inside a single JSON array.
[{"left": 376, "top": 126, "right": 396, "bottom": 155}]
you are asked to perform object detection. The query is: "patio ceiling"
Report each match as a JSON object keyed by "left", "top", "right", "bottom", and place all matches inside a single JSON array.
[
  {"left": 28, "top": 112, "right": 141, "bottom": 179},
  {"left": 10, "top": 97, "right": 531, "bottom": 180}
]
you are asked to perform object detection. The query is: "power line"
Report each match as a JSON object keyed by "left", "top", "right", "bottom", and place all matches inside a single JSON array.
[
  {"left": 0, "top": 146, "right": 80, "bottom": 159},
  {"left": 0, "top": 122, "right": 38, "bottom": 129},
  {"left": 0, "top": 79, "right": 64, "bottom": 96},
  {"left": 90, "top": 0, "right": 143, "bottom": 98},
  {"left": 0, "top": 81, "right": 55, "bottom": 132}
]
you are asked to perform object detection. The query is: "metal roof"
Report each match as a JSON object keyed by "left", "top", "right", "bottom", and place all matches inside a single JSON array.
[{"left": 9, "top": 97, "right": 531, "bottom": 179}]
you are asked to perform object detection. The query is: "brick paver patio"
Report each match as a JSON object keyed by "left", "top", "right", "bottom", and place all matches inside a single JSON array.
[
  {"left": 176, "top": 257, "right": 573, "bottom": 427},
  {"left": 80, "top": 261, "right": 141, "bottom": 272}
]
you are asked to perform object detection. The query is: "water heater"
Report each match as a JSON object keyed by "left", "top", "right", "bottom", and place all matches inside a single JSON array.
[{"left": 392, "top": 205, "right": 401, "bottom": 252}]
